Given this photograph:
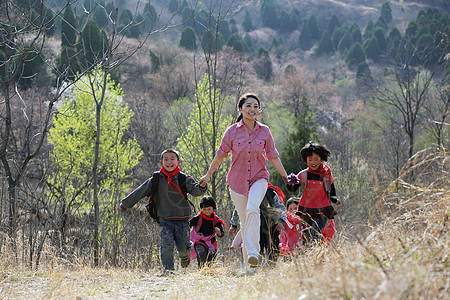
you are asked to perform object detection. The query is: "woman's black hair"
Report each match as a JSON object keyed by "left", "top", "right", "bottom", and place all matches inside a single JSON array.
[
  {"left": 200, "top": 196, "right": 216, "bottom": 209},
  {"left": 286, "top": 197, "right": 299, "bottom": 209},
  {"left": 235, "top": 93, "right": 261, "bottom": 123},
  {"left": 300, "top": 142, "right": 331, "bottom": 163}
]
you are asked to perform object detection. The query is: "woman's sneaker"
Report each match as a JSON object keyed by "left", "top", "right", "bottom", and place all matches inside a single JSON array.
[{"left": 248, "top": 255, "right": 258, "bottom": 268}]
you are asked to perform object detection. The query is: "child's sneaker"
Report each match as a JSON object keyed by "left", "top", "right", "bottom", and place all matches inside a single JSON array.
[{"left": 181, "top": 257, "right": 190, "bottom": 268}]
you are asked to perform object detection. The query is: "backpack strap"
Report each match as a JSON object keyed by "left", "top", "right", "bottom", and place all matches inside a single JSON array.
[
  {"left": 323, "top": 173, "right": 331, "bottom": 202},
  {"left": 195, "top": 214, "right": 203, "bottom": 232},
  {"left": 151, "top": 171, "right": 160, "bottom": 196},
  {"left": 299, "top": 170, "right": 308, "bottom": 193},
  {"left": 177, "top": 173, "right": 196, "bottom": 211}
]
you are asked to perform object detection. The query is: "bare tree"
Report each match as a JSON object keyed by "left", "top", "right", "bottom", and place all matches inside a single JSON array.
[
  {"left": 374, "top": 37, "right": 444, "bottom": 159},
  {"left": 424, "top": 80, "right": 449, "bottom": 148},
  {"left": 0, "top": 0, "right": 182, "bottom": 267},
  {"left": 169, "top": 0, "right": 248, "bottom": 203},
  {"left": 68, "top": 0, "right": 182, "bottom": 266}
]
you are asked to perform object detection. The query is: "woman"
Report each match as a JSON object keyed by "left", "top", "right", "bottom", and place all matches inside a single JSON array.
[{"left": 199, "top": 93, "right": 288, "bottom": 268}]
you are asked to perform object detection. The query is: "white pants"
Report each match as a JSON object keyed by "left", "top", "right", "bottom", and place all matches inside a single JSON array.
[{"left": 230, "top": 179, "right": 268, "bottom": 263}]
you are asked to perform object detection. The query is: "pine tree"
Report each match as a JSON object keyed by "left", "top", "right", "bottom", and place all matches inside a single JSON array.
[
  {"left": 373, "top": 27, "right": 387, "bottom": 51},
  {"left": 316, "top": 29, "right": 334, "bottom": 55},
  {"left": 61, "top": 5, "right": 77, "bottom": 48},
  {"left": 180, "top": 27, "right": 197, "bottom": 50},
  {"left": 388, "top": 27, "right": 402, "bottom": 42},
  {"left": 350, "top": 22, "right": 362, "bottom": 43},
  {"left": 364, "top": 20, "right": 374, "bottom": 39},
  {"left": 253, "top": 47, "right": 273, "bottom": 81},
  {"left": 345, "top": 42, "right": 365, "bottom": 66},
  {"left": 327, "top": 15, "right": 340, "bottom": 36},
  {"left": 308, "top": 14, "right": 321, "bottom": 40},
  {"left": 381, "top": 2, "right": 392, "bottom": 24},
  {"left": 272, "top": 97, "right": 318, "bottom": 190},
  {"left": 261, "top": 0, "right": 279, "bottom": 29},
  {"left": 57, "top": 5, "right": 81, "bottom": 82},
  {"left": 78, "top": 19, "right": 106, "bottom": 66},
  {"left": 356, "top": 62, "right": 371, "bottom": 79},
  {"left": 299, "top": 20, "right": 313, "bottom": 50},
  {"left": 242, "top": 10, "right": 254, "bottom": 32},
  {"left": 201, "top": 29, "right": 224, "bottom": 54},
  {"left": 226, "top": 34, "right": 244, "bottom": 53},
  {"left": 363, "top": 36, "right": 380, "bottom": 61},
  {"left": 338, "top": 30, "right": 353, "bottom": 55},
  {"left": 169, "top": 0, "right": 179, "bottom": 12},
  {"left": 93, "top": 6, "right": 109, "bottom": 29}
]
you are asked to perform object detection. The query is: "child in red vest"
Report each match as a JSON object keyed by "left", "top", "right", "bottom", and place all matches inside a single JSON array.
[
  {"left": 287, "top": 142, "right": 341, "bottom": 246},
  {"left": 189, "top": 196, "right": 226, "bottom": 268}
]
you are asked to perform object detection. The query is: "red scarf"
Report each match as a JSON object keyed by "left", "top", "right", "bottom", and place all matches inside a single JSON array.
[
  {"left": 199, "top": 210, "right": 228, "bottom": 232},
  {"left": 268, "top": 182, "right": 285, "bottom": 204},
  {"left": 160, "top": 166, "right": 185, "bottom": 199},
  {"left": 307, "top": 163, "right": 331, "bottom": 177}
]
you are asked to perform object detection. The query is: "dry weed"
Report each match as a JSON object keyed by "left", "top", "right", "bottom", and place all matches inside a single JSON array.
[{"left": 1, "top": 148, "right": 448, "bottom": 299}]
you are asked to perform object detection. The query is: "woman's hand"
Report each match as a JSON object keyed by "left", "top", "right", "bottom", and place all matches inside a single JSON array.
[
  {"left": 199, "top": 155, "right": 225, "bottom": 187},
  {"left": 199, "top": 174, "right": 210, "bottom": 187}
]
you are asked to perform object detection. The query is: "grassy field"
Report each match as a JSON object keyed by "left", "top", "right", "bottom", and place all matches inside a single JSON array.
[{"left": 1, "top": 149, "right": 448, "bottom": 299}]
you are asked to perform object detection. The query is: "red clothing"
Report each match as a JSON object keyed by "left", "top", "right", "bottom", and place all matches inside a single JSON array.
[
  {"left": 279, "top": 213, "right": 303, "bottom": 255},
  {"left": 298, "top": 165, "right": 334, "bottom": 209},
  {"left": 217, "top": 120, "right": 279, "bottom": 196},
  {"left": 322, "top": 219, "right": 336, "bottom": 245}
]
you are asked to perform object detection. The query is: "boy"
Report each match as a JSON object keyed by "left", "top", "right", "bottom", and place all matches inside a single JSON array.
[
  {"left": 189, "top": 196, "right": 226, "bottom": 268},
  {"left": 119, "top": 149, "right": 207, "bottom": 271},
  {"left": 229, "top": 183, "right": 287, "bottom": 263}
]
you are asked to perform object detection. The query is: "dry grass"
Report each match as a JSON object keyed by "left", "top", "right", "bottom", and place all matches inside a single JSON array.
[{"left": 1, "top": 148, "right": 448, "bottom": 299}]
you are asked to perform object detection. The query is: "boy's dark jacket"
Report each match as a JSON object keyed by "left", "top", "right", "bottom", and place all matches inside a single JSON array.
[{"left": 121, "top": 171, "right": 207, "bottom": 220}]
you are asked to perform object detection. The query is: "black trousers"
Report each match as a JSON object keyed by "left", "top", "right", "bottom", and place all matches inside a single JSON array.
[
  {"left": 194, "top": 243, "right": 217, "bottom": 268},
  {"left": 259, "top": 226, "right": 280, "bottom": 262}
]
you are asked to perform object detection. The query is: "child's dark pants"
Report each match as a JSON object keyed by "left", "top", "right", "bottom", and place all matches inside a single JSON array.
[
  {"left": 159, "top": 219, "right": 192, "bottom": 270},
  {"left": 194, "top": 243, "right": 217, "bottom": 268},
  {"left": 302, "top": 215, "right": 328, "bottom": 245},
  {"left": 260, "top": 225, "right": 280, "bottom": 262}
]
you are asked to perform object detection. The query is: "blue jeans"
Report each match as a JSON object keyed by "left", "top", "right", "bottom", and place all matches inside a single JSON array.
[{"left": 159, "top": 219, "right": 191, "bottom": 270}]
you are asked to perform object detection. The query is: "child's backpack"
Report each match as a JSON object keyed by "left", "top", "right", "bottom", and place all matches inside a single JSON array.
[
  {"left": 299, "top": 170, "right": 331, "bottom": 201},
  {"left": 146, "top": 171, "right": 189, "bottom": 223},
  {"left": 268, "top": 183, "right": 285, "bottom": 205}
]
